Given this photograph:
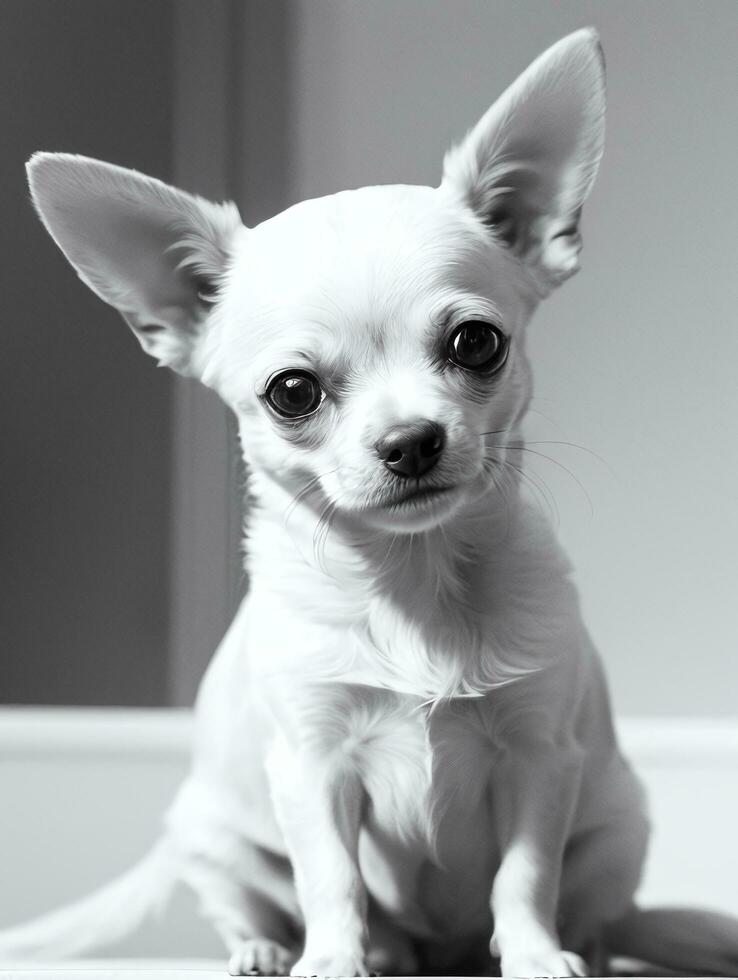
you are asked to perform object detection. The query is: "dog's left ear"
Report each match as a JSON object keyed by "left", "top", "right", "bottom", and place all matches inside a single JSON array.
[
  {"left": 26, "top": 153, "right": 243, "bottom": 376},
  {"left": 441, "top": 28, "right": 605, "bottom": 293}
]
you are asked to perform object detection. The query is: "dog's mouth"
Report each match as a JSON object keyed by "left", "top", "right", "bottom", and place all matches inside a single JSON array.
[
  {"left": 348, "top": 480, "right": 466, "bottom": 531},
  {"left": 384, "top": 483, "right": 457, "bottom": 509}
]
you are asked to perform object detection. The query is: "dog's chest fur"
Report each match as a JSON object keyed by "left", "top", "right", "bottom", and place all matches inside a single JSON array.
[
  {"left": 280, "top": 680, "right": 503, "bottom": 935},
  {"left": 249, "top": 489, "right": 579, "bottom": 702}
]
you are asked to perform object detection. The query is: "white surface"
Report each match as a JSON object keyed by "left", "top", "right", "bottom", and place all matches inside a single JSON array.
[
  {"left": 0, "top": 969, "right": 424, "bottom": 980},
  {"left": 0, "top": 962, "right": 225, "bottom": 978}
]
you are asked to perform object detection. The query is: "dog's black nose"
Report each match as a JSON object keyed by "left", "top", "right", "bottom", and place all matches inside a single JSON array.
[{"left": 375, "top": 421, "right": 446, "bottom": 478}]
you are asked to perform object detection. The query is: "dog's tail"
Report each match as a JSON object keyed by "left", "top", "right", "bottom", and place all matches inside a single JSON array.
[
  {"left": 0, "top": 838, "right": 179, "bottom": 961},
  {"left": 604, "top": 905, "right": 738, "bottom": 976}
]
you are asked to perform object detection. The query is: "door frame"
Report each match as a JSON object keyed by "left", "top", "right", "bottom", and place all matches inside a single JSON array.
[{"left": 169, "top": 0, "right": 293, "bottom": 704}]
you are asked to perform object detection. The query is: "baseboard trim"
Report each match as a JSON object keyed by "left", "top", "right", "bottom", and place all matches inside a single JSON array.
[{"left": 1, "top": 707, "right": 736, "bottom": 765}]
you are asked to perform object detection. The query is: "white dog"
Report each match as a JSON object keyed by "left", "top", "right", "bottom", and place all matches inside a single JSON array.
[{"left": 2, "top": 28, "right": 737, "bottom": 978}]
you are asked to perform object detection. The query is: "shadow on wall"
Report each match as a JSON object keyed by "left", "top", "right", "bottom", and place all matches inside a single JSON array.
[{"left": 1, "top": 0, "right": 175, "bottom": 706}]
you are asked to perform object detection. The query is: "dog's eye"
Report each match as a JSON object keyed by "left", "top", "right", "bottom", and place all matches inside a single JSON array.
[
  {"left": 447, "top": 321, "right": 508, "bottom": 372},
  {"left": 265, "top": 370, "right": 324, "bottom": 419},
  {"left": 195, "top": 278, "right": 218, "bottom": 306}
]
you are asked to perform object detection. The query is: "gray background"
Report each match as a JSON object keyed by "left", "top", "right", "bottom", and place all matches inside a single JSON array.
[
  {"left": 1, "top": 0, "right": 174, "bottom": 705},
  {"left": 2, "top": 0, "right": 736, "bottom": 715}
]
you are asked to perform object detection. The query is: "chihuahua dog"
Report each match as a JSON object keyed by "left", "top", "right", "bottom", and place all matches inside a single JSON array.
[{"left": 2, "top": 28, "right": 737, "bottom": 978}]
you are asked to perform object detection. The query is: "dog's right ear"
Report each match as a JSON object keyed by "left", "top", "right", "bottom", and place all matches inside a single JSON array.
[
  {"left": 441, "top": 28, "right": 605, "bottom": 295},
  {"left": 26, "top": 153, "right": 243, "bottom": 376}
]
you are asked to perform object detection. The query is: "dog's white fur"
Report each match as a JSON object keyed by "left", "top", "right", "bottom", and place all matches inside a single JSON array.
[{"left": 3, "top": 28, "right": 738, "bottom": 978}]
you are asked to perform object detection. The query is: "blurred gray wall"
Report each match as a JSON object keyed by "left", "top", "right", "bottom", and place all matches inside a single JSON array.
[
  {"left": 0, "top": 1, "right": 289, "bottom": 708},
  {"left": 1, "top": 0, "right": 174, "bottom": 705},
  {"left": 283, "top": 0, "right": 738, "bottom": 716}
]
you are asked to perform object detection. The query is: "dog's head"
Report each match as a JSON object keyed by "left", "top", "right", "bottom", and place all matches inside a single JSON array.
[{"left": 27, "top": 29, "right": 604, "bottom": 534}]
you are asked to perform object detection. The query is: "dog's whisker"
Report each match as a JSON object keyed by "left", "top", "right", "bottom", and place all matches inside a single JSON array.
[
  {"left": 483, "top": 456, "right": 516, "bottom": 533},
  {"left": 518, "top": 464, "right": 561, "bottom": 529},
  {"left": 312, "top": 498, "right": 339, "bottom": 576},
  {"left": 484, "top": 455, "right": 521, "bottom": 534},
  {"left": 490, "top": 443, "right": 594, "bottom": 519},
  {"left": 488, "top": 452, "right": 561, "bottom": 529},
  {"left": 375, "top": 530, "right": 401, "bottom": 579},
  {"left": 477, "top": 428, "right": 510, "bottom": 439},
  {"left": 505, "top": 439, "right": 610, "bottom": 471},
  {"left": 526, "top": 403, "right": 568, "bottom": 434},
  {"left": 284, "top": 468, "right": 339, "bottom": 525},
  {"left": 284, "top": 475, "right": 323, "bottom": 524}
]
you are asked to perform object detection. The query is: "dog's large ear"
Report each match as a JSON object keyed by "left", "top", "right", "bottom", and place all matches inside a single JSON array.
[
  {"left": 26, "top": 153, "right": 243, "bottom": 376},
  {"left": 441, "top": 28, "right": 605, "bottom": 293}
]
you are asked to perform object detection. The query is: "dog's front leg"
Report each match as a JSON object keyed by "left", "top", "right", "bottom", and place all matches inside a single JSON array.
[
  {"left": 491, "top": 738, "right": 587, "bottom": 978},
  {"left": 267, "top": 735, "right": 368, "bottom": 978}
]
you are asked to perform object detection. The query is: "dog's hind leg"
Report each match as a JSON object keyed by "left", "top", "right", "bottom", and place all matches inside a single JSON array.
[
  {"left": 182, "top": 851, "right": 299, "bottom": 977},
  {"left": 557, "top": 801, "right": 650, "bottom": 968}
]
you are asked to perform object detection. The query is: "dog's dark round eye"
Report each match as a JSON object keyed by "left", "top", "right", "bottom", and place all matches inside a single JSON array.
[
  {"left": 195, "top": 278, "right": 218, "bottom": 306},
  {"left": 265, "top": 370, "right": 324, "bottom": 419},
  {"left": 447, "top": 321, "right": 508, "bottom": 372}
]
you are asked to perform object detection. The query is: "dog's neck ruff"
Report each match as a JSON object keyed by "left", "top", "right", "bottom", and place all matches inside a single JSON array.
[{"left": 245, "top": 472, "right": 577, "bottom": 702}]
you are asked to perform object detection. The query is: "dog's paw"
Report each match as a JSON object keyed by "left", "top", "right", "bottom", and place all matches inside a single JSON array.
[
  {"left": 228, "top": 937, "right": 293, "bottom": 976},
  {"left": 290, "top": 950, "right": 369, "bottom": 977},
  {"left": 500, "top": 948, "right": 588, "bottom": 978}
]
